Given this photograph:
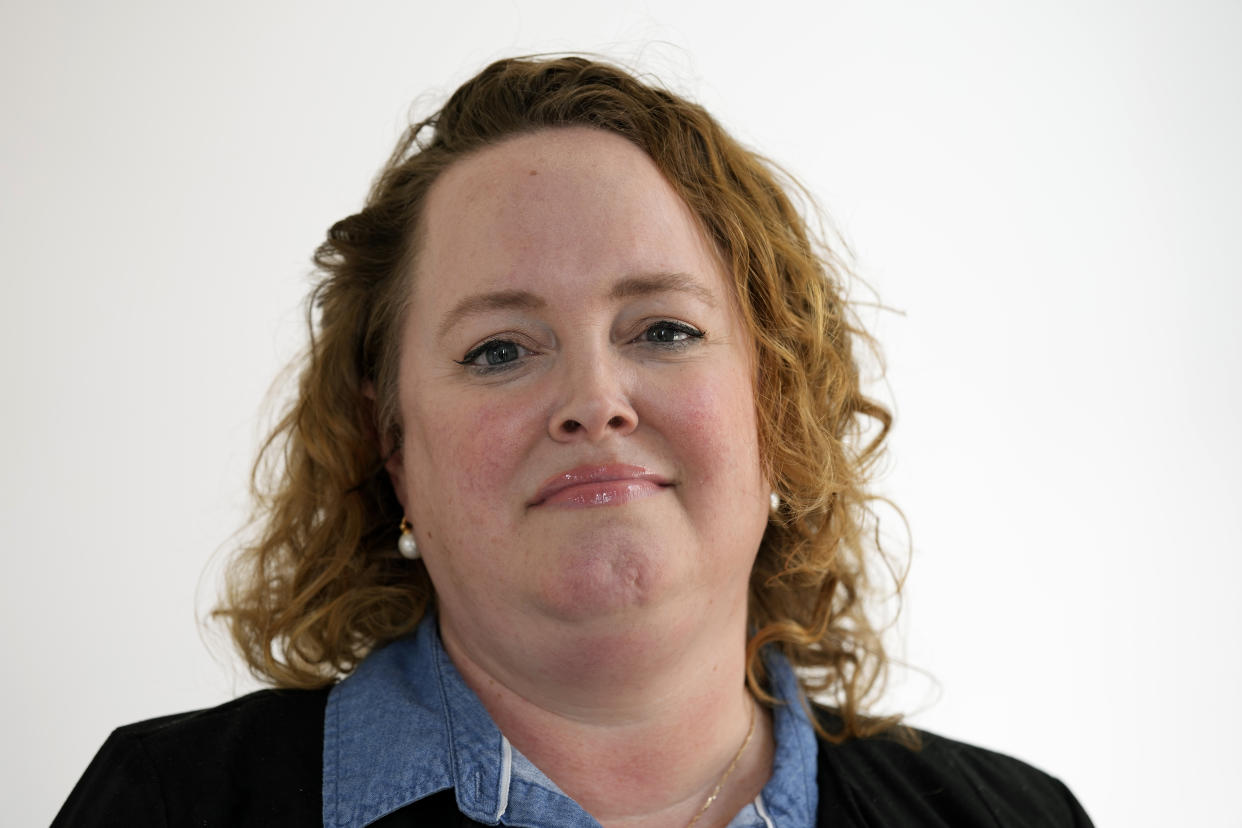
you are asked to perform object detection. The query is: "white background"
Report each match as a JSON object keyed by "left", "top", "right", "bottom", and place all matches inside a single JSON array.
[{"left": 4, "top": 1, "right": 1240, "bottom": 825}]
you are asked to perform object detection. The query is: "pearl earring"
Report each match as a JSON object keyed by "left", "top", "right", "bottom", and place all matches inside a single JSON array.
[
  {"left": 770, "top": 491, "right": 781, "bottom": 512},
  {"left": 398, "top": 517, "right": 419, "bottom": 560}
]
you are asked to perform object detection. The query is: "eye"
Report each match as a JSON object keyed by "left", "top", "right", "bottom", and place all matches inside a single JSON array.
[
  {"left": 640, "top": 320, "right": 705, "bottom": 346},
  {"left": 456, "top": 339, "right": 530, "bottom": 372}
]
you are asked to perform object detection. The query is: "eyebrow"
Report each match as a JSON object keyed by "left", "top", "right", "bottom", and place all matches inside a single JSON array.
[
  {"left": 436, "top": 289, "right": 546, "bottom": 338},
  {"left": 608, "top": 271, "right": 718, "bottom": 307},
  {"left": 436, "top": 271, "right": 716, "bottom": 338}
]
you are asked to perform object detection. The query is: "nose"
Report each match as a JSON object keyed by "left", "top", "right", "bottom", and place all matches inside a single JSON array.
[{"left": 548, "top": 351, "right": 638, "bottom": 442}]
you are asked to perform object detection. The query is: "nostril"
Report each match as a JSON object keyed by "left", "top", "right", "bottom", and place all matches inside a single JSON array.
[
  {"left": 607, "top": 416, "right": 627, "bottom": 429},
  {"left": 562, "top": 420, "right": 581, "bottom": 433}
]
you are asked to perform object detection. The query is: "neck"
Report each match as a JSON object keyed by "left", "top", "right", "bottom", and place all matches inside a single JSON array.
[{"left": 438, "top": 601, "right": 774, "bottom": 828}]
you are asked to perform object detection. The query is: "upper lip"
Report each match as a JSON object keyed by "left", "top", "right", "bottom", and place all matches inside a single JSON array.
[{"left": 530, "top": 463, "right": 671, "bottom": 506}]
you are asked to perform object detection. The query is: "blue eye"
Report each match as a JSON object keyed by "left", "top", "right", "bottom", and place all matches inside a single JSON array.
[
  {"left": 642, "top": 321, "right": 704, "bottom": 345},
  {"left": 457, "top": 339, "right": 527, "bottom": 371}
]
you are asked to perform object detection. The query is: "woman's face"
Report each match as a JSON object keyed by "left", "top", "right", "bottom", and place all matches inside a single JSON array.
[{"left": 387, "top": 127, "right": 770, "bottom": 658}]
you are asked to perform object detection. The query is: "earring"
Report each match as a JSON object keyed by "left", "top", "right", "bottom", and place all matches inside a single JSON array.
[
  {"left": 770, "top": 491, "right": 781, "bottom": 512},
  {"left": 398, "top": 517, "right": 419, "bottom": 560}
]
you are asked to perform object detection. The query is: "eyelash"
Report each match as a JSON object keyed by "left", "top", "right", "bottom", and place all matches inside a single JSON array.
[
  {"left": 456, "top": 320, "right": 706, "bottom": 375},
  {"left": 456, "top": 339, "right": 533, "bottom": 374},
  {"left": 639, "top": 320, "right": 705, "bottom": 347}
]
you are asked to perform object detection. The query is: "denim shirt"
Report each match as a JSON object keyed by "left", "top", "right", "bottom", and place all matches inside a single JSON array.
[{"left": 323, "top": 616, "right": 818, "bottom": 827}]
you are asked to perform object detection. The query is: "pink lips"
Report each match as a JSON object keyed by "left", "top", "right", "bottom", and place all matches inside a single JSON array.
[{"left": 531, "top": 464, "right": 671, "bottom": 509}]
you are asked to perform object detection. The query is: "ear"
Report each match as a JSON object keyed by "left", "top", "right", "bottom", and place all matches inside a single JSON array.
[
  {"left": 384, "top": 446, "right": 408, "bottom": 514},
  {"left": 362, "top": 380, "right": 409, "bottom": 513}
]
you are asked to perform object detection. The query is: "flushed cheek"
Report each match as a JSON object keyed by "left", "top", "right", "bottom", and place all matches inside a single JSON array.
[
  {"left": 664, "top": 375, "right": 763, "bottom": 487},
  {"left": 417, "top": 393, "right": 537, "bottom": 506},
  {"left": 404, "top": 398, "right": 533, "bottom": 596}
]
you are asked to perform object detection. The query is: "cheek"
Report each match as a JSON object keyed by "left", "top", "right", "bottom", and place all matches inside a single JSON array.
[
  {"left": 659, "top": 366, "right": 769, "bottom": 583},
  {"left": 406, "top": 390, "right": 537, "bottom": 507},
  {"left": 667, "top": 368, "right": 764, "bottom": 488}
]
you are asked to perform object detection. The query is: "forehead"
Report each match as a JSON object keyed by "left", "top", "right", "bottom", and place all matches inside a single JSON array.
[{"left": 414, "top": 127, "right": 727, "bottom": 302}]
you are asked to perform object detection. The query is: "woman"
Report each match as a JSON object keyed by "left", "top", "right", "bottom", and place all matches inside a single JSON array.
[{"left": 56, "top": 56, "right": 1091, "bottom": 827}]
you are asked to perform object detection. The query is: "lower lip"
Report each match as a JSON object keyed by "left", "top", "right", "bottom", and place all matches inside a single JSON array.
[{"left": 539, "top": 479, "right": 667, "bottom": 509}]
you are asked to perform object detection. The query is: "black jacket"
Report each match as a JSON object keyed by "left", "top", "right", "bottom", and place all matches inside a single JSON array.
[{"left": 54, "top": 689, "right": 1092, "bottom": 827}]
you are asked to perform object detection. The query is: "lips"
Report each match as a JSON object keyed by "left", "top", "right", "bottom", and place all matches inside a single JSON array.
[{"left": 530, "top": 463, "right": 671, "bottom": 508}]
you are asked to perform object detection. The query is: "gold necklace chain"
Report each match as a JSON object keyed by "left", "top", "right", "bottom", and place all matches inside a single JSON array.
[{"left": 684, "top": 698, "right": 757, "bottom": 828}]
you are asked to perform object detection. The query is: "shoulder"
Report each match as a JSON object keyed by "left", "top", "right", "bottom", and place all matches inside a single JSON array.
[
  {"left": 813, "top": 707, "right": 1093, "bottom": 827},
  {"left": 109, "top": 685, "right": 330, "bottom": 761},
  {"left": 54, "top": 688, "right": 331, "bottom": 828}
]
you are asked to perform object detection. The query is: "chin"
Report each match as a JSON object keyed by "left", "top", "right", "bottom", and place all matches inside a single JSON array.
[{"left": 533, "top": 532, "right": 675, "bottom": 623}]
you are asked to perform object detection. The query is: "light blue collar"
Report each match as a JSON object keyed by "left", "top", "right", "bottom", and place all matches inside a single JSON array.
[{"left": 322, "top": 615, "right": 817, "bottom": 827}]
